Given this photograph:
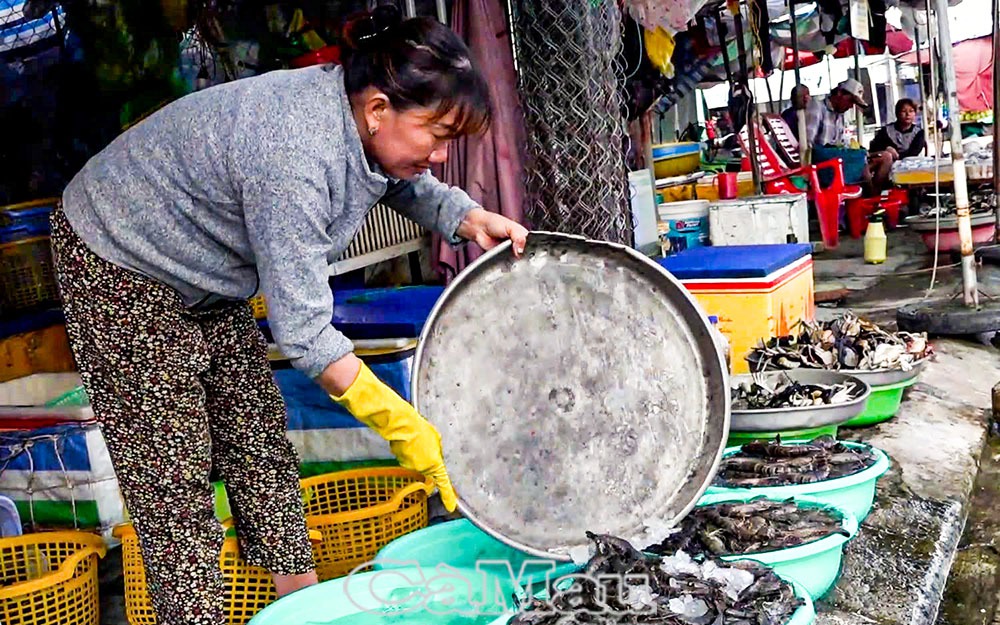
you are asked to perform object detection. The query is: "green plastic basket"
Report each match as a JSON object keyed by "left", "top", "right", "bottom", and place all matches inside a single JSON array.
[
  {"left": 706, "top": 440, "right": 891, "bottom": 522},
  {"left": 247, "top": 565, "right": 516, "bottom": 625},
  {"left": 841, "top": 378, "right": 917, "bottom": 428},
  {"left": 696, "top": 493, "right": 858, "bottom": 600},
  {"left": 727, "top": 424, "right": 838, "bottom": 447},
  {"left": 374, "top": 518, "right": 579, "bottom": 588}
]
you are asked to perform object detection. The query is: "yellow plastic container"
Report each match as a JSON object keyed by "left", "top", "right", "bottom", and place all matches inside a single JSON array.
[
  {"left": 248, "top": 294, "right": 267, "bottom": 319},
  {"left": 864, "top": 219, "right": 887, "bottom": 265},
  {"left": 116, "top": 468, "right": 431, "bottom": 624},
  {"left": 0, "top": 530, "right": 107, "bottom": 625},
  {"left": 679, "top": 256, "right": 815, "bottom": 374},
  {"left": 301, "top": 467, "right": 433, "bottom": 581}
]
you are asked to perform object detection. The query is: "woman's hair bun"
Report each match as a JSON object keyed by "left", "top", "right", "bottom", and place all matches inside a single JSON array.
[{"left": 342, "top": 4, "right": 403, "bottom": 52}]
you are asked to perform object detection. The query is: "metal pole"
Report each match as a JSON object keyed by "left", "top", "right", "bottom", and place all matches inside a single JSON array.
[
  {"left": 788, "top": 0, "right": 810, "bottom": 163},
  {"left": 914, "top": 24, "right": 928, "bottom": 155},
  {"left": 436, "top": 0, "right": 447, "bottom": 23},
  {"left": 732, "top": 3, "right": 763, "bottom": 194},
  {"left": 993, "top": 0, "right": 1000, "bottom": 235},
  {"left": 934, "top": 0, "right": 979, "bottom": 305},
  {"left": 853, "top": 40, "right": 864, "bottom": 144}
]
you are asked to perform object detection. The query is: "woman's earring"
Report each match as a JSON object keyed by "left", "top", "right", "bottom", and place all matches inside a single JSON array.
[{"left": 368, "top": 126, "right": 378, "bottom": 136}]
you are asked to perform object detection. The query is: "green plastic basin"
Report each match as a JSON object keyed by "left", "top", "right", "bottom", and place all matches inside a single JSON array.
[
  {"left": 842, "top": 378, "right": 917, "bottom": 428},
  {"left": 705, "top": 441, "right": 890, "bottom": 522},
  {"left": 247, "top": 566, "right": 516, "bottom": 625},
  {"left": 374, "top": 519, "right": 579, "bottom": 588},
  {"left": 514, "top": 559, "right": 817, "bottom": 625},
  {"left": 727, "top": 424, "right": 838, "bottom": 447},
  {"left": 695, "top": 493, "right": 858, "bottom": 600}
]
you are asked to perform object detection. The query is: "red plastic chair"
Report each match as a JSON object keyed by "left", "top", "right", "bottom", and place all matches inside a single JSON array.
[{"left": 738, "top": 120, "right": 862, "bottom": 249}]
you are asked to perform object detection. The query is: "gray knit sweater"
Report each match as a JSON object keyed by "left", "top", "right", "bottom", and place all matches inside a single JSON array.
[{"left": 62, "top": 64, "right": 477, "bottom": 378}]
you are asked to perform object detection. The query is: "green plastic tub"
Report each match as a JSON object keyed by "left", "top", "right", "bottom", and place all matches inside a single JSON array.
[
  {"left": 247, "top": 565, "right": 516, "bottom": 625},
  {"left": 727, "top": 424, "right": 838, "bottom": 447},
  {"left": 514, "top": 559, "right": 817, "bottom": 625},
  {"left": 842, "top": 378, "right": 917, "bottom": 428},
  {"left": 374, "top": 519, "right": 578, "bottom": 587},
  {"left": 695, "top": 493, "right": 858, "bottom": 600},
  {"left": 706, "top": 441, "right": 890, "bottom": 522}
]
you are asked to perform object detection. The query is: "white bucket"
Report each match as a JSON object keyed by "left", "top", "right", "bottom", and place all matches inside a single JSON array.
[{"left": 657, "top": 199, "right": 710, "bottom": 255}]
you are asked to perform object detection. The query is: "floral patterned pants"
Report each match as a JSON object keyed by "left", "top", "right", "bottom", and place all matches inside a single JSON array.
[{"left": 50, "top": 207, "right": 314, "bottom": 625}]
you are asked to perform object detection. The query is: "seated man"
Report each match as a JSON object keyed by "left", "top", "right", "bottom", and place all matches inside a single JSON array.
[
  {"left": 781, "top": 84, "right": 810, "bottom": 134},
  {"left": 805, "top": 78, "right": 869, "bottom": 187},
  {"left": 868, "top": 98, "right": 925, "bottom": 192},
  {"left": 804, "top": 78, "right": 866, "bottom": 150}
]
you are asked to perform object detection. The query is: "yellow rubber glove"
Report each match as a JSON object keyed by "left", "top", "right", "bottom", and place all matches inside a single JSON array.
[{"left": 330, "top": 362, "right": 458, "bottom": 512}]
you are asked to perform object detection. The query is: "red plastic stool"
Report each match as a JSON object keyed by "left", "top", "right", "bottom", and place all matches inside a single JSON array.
[
  {"left": 878, "top": 199, "right": 902, "bottom": 229},
  {"left": 886, "top": 188, "right": 909, "bottom": 211},
  {"left": 846, "top": 197, "right": 881, "bottom": 238}
]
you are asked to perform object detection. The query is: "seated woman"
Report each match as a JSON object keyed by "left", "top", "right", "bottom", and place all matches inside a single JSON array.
[{"left": 869, "top": 98, "right": 926, "bottom": 192}]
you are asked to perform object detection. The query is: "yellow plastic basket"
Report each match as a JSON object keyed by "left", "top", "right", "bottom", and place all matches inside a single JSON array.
[
  {"left": 301, "top": 467, "right": 433, "bottom": 581},
  {"left": 115, "top": 468, "right": 431, "bottom": 624},
  {"left": 114, "top": 520, "right": 322, "bottom": 625},
  {"left": 0, "top": 530, "right": 107, "bottom": 625},
  {"left": 248, "top": 295, "right": 267, "bottom": 320}
]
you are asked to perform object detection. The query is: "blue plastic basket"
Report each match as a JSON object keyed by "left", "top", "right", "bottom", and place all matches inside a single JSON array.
[
  {"left": 812, "top": 146, "right": 867, "bottom": 186},
  {"left": 0, "top": 199, "right": 56, "bottom": 230}
]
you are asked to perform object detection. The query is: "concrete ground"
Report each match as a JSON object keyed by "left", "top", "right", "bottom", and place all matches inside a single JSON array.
[
  {"left": 811, "top": 228, "right": 1000, "bottom": 625},
  {"left": 98, "top": 227, "right": 1000, "bottom": 625}
]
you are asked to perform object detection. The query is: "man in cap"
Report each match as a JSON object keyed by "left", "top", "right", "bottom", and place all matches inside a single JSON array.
[{"left": 804, "top": 78, "right": 867, "bottom": 149}]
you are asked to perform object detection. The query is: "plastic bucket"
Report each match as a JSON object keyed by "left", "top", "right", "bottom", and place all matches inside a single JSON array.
[
  {"left": 247, "top": 566, "right": 516, "bottom": 625},
  {"left": 705, "top": 441, "right": 891, "bottom": 522},
  {"left": 727, "top": 424, "right": 839, "bottom": 447},
  {"left": 842, "top": 378, "right": 917, "bottom": 427},
  {"left": 657, "top": 200, "right": 710, "bottom": 255},
  {"left": 695, "top": 493, "right": 858, "bottom": 600},
  {"left": 374, "top": 519, "right": 579, "bottom": 587}
]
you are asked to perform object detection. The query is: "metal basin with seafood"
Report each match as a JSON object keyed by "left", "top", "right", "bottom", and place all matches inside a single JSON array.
[
  {"left": 511, "top": 532, "right": 816, "bottom": 625},
  {"left": 731, "top": 370, "right": 871, "bottom": 432},
  {"left": 706, "top": 440, "right": 890, "bottom": 522},
  {"left": 747, "top": 312, "right": 933, "bottom": 386}
]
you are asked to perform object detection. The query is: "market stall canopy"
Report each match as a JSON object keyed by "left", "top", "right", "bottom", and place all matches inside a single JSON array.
[{"left": 899, "top": 35, "right": 994, "bottom": 112}]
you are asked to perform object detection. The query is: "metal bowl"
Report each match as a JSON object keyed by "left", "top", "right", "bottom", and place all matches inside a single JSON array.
[
  {"left": 411, "top": 232, "right": 730, "bottom": 560},
  {"left": 730, "top": 370, "right": 871, "bottom": 432},
  {"left": 745, "top": 352, "right": 927, "bottom": 388}
]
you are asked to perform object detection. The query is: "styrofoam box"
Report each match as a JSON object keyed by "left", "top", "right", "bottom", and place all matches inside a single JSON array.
[
  {"left": 0, "top": 372, "right": 93, "bottom": 420},
  {"left": 708, "top": 193, "right": 810, "bottom": 246}
]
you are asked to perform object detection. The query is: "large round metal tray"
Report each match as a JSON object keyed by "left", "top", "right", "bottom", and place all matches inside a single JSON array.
[
  {"left": 411, "top": 232, "right": 730, "bottom": 560},
  {"left": 730, "top": 370, "right": 871, "bottom": 432},
  {"left": 746, "top": 352, "right": 927, "bottom": 388}
]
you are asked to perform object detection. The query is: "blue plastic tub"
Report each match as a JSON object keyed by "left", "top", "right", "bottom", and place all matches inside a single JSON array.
[
  {"left": 705, "top": 440, "right": 890, "bottom": 522},
  {"left": 696, "top": 493, "right": 858, "bottom": 600},
  {"left": 247, "top": 566, "right": 516, "bottom": 625},
  {"left": 0, "top": 495, "right": 22, "bottom": 537},
  {"left": 374, "top": 519, "right": 579, "bottom": 587}
]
